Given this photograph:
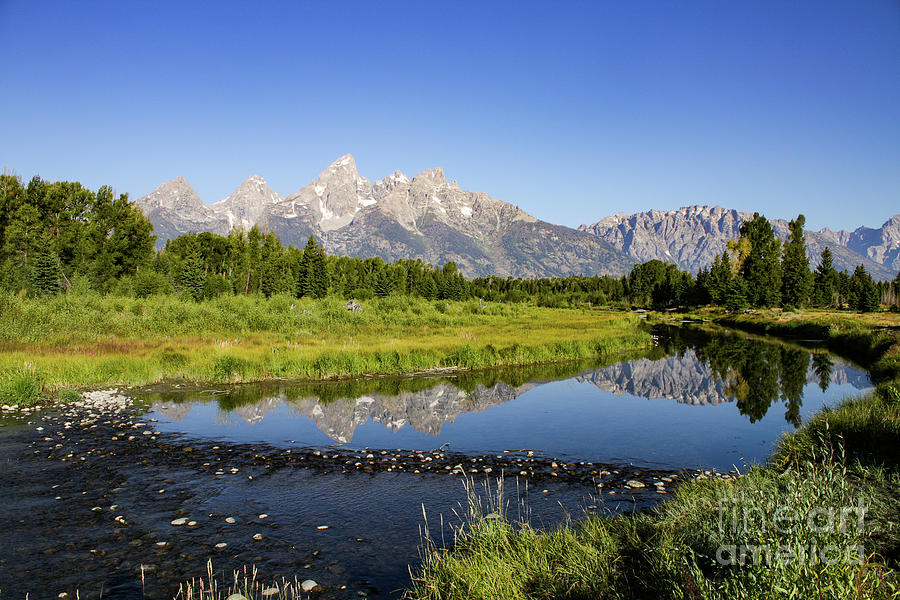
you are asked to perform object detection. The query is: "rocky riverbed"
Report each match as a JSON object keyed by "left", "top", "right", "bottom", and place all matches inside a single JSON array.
[{"left": 0, "top": 390, "right": 730, "bottom": 599}]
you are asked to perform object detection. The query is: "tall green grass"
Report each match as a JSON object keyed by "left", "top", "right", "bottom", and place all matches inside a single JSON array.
[
  {"left": 0, "top": 292, "right": 652, "bottom": 400},
  {"left": 410, "top": 441, "right": 898, "bottom": 600},
  {"left": 408, "top": 311, "right": 900, "bottom": 600}
]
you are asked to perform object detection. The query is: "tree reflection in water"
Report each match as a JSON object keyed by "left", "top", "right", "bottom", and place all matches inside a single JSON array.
[{"left": 653, "top": 325, "right": 836, "bottom": 426}]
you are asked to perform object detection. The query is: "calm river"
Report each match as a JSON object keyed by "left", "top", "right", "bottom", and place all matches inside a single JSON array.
[{"left": 0, "top": 325, "right": 872, "bottom": 599}]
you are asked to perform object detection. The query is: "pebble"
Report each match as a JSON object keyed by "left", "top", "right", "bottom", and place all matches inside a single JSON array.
[
  {"left": 261, "top": 589, "right": 279, "bottom": 597},
  {"left": 226, "top": 595, "right": 248, "bottom": 600},
  {"left": 170, "top": 518, "right": 189, "bottom": 526},
  {"left": 225, "top": 517, "right": 236, "bottom": 524},
  {"left": 317, "top": 525, "right": 329, "bottom": 530},
  {"left": 215, "top": 542, "right": 227, "bottom": 549},
  {"left": 258, "top": 514, "right": 268, "bottom": 519},
  {"left": 301, "top": 580, "right": 318, "bottom": 592},
  {"left": 253, "top": 533, "right": 263, "bottom": 540},
  {"left": 625, "top": 480, "right": 646, "bottom": 488}
]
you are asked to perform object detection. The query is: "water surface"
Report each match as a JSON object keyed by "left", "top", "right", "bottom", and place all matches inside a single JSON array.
[
  {"left": 149, "top": 325, "right": 871, "bottom": 471},
  {"left": 0, "top": 325, "right": 874, "bottom": 599}
]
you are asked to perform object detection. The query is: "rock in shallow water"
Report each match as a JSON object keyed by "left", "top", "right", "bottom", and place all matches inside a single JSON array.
[{"left": 301, "top": 579, "right": 318, "bottom": 592}]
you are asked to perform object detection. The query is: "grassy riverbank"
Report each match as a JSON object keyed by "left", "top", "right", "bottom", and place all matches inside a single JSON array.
[
  {"left": 0, "top": 292, "right": 651, "bottom": 405},
  {"left": 409, "top": 310, "right": 900, "bottom": 600}
]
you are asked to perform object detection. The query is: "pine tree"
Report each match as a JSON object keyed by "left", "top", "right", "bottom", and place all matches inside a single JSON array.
[
  {"left": 738, "top": 213, "right": 782, "bottom": 307},
  {"left": 812, "top": 247, "right": 838, "bottom": 307},
  {"left": 725, "top": 277, "right": 749, "bottom": 312},
  {"left": 176, "top": 252, "right": 205, "bottom": 301},
  {"left": 708, "top": 252, "right": 732, "bottom": 305},
  {"left": 780, "top": 214, "right": 811, "bottom": 307},
  {"left": 30, "top": 245, "right": 63, "bottom": 296},
  {"left": 419, "top": 273, "right": 437, "bottom": 299},
  {"left": 849, "top": 265, "right": 879, "bottom": 312},
  {"left": 299, "top": 236, "right": 328, "bottom": 298},
  {"left": 373, "top": 269, "right": 392, "bottom": 297}
]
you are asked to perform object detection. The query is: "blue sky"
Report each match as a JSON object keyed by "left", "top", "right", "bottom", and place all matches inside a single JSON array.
[{"left": 1, "top": 0, "right": 898, "bottom": 231}]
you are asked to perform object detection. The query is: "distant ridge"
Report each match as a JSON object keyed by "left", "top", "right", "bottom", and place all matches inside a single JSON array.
[
  {"left": 136, "top": 157, "right": 898, "bottom": 280},
  {"left": 579, "top": 205, "right": 898, "bottom": 280},
  {"left": 136, "top": 155, "right": 634, "bottom": 278}
]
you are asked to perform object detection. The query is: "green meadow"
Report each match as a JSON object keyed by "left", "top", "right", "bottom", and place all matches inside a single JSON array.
[{"left": 0, "top": 292, "right": 651, "bottom": 405}]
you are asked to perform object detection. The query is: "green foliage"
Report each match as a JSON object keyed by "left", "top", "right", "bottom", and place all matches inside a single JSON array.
[
  {"left": 781, "top": 214, "right": 812, "bottom": 307},
  {"left": 298, "top": 235, "right": 328, "bottom": 298},
  {"left": 133, "top": 269, "right": 171, "bottom": 297},
  {"left": 708, "top": 252, "right": 733, "bottom": 306},
  {"left": 411, "top": 451, "right": 896, "bottom": 600},
  {"left": 0, "top": 174, "right": 155, "bottom": 293},
  {"left": 176, "top": 252, "right": 205, "bottom": 301},
  {"left": 849, "top": 265, "right": 879, "bottom": 313},
  {"left": 738, "top": 213, "right": 782, "bottom": 307},
  {"left": 0, "top": 366, "right": 43, "bottom": 406},
  {"left": 812, "top": 247, "right": 839, "bottom": 308},
  {"left": 724, "top": 276, "right": 749, "bottom": 312},
  {"left": 29, "top": 244, "right": 64, "bottom": 296}
]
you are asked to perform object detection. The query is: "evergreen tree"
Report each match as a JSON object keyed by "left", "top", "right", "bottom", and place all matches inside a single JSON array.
[
  {"left": 30, "top": 245, "right": 63, "bottom": 296},
  {"left": 780, "top": 214, "right": 811, "bottom": 307},
  {"left": 894, "top": 272, "right": 900, "bottom": 310},
  {"left": 419, "top": 273, "right": 438, "bottom": 299},
  {"left": 724, "top": 277, "right": 749, "bottom": 312},
  {"left": 738, "top": 213, "right": 782, "bottom": 307},
  {"left": 373, "top": 269, "right": 392, "bottom": 297},
  {"left": 299, "top": 236, "right": 328, "bottom": 298},
  {"left": 708, "top": 252, "right": 732, "bottom": 306},
  {"left": 812, "top": 247, "right": 838, "bottom": 307},
  {"left": 176, "top": 252, "right": 205, "bottom": 301},
  {"left": 848, "top": 265, "right": 879, "bottom": 312}
]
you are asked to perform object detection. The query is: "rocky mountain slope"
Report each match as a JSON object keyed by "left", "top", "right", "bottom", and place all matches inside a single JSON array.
[
  {"left": 137, "top": 155, "right": 634, "bottom": 278},
  {"left": 819, "top": 214, "right": 900, "bottom": 274},
  {"left": 579, "top": 206, "right": 898, "bottom": 280}
]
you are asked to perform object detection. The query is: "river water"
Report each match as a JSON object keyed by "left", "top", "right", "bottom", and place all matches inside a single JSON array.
[{"left": 0, "top": 325, "right": 872, "bottom": 599}]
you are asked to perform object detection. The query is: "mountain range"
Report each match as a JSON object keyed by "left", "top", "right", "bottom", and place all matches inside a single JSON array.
[
  {"left": 137, "top": 155, "right": 632, "bottom": 278},
  {"left": 580, "top": 206, "right": 899, "bottom": 280},
  {"left": 137, "top": 155, "right": 899, "bottom": 280}
]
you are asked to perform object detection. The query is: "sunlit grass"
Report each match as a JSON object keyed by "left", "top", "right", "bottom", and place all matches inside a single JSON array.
[
  {"left": 408, "top": 310, "right": 900, "bottom": 600},
  {"left": 0, "top": 292, "right": 651, "bottom": 402}
]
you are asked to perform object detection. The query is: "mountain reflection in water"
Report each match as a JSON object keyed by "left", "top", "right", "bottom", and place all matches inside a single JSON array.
[{"left": 150, "top": 326, "right": 870, "bottom": 445}]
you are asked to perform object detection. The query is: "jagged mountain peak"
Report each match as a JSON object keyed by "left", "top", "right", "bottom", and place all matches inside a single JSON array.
[
  {"left": 581, "top": 205, "right": 897, "bottom": 279},
  {"left": 136, "top": 156, "right": 637, "bottom": 277},
  {"left": 138, "top": 176, "right": 202, "bottom": 211},
  {"left": 412, "top": 167, "right": 449, "bottom": 186},
  {"left": 321, "top": 154, "right": 358, "bottom": 177}
]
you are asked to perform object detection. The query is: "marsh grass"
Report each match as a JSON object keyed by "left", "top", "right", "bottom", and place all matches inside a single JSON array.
[
  {"left": 408, "top": 311, "right": 900, "bottom": 600},
  {"left": 174, "top": 560, "right": 309, "bottom": 599},
  {"left": 410, "top": 442, "right": 899, "bottom": 600},
  {"left": 0, "top": 292, "right": 651, "bottom": 400}
]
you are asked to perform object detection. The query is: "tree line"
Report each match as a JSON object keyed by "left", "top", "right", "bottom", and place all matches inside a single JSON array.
[
  {"left": 1, "top": 174, "right": 897, "bottom": 311},
  {"left": 623, "top": 213, "right": 898, "bottom": 312}
]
